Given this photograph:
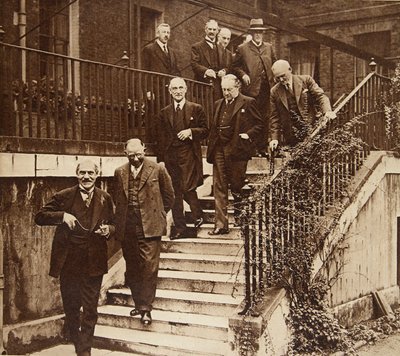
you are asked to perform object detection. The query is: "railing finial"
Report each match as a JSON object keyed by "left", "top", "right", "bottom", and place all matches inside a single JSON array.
[
  {"left": 121, "top": 51, "right": 129, "bottom": 67},
  {"left": 0, "top": 26, "right": 5, "bottom": 42},
  {"left": 369, "top": 57, "right": 377, "bottom": 72}
]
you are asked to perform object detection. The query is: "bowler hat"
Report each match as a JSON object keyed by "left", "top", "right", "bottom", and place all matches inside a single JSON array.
[{"left": 248, "top": 18, "right": 267, "bottom": 31}]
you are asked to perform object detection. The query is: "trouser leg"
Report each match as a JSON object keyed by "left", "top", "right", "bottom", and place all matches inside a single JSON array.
[
  {"left": 184, "top": 189, "right": 203, "bottom": 222},
  {"left": 78, "top": 275, "right": 103, "bottom": 353},
  {"left": 213, "top": 147, "right": 229, "bottom": 229},
  {"left": 136, "top": 236, "right": 162, "bottom": 311}
]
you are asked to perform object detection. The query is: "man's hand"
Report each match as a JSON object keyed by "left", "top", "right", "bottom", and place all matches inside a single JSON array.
[
  {"left": 239, "top": 133, "right": 250, "bottom": 140},
  {"left": 217, "top": 69, "right": 226, "bottom": 78},
  {"left": 320, "top": 111, "right": 337, "bottom": 127},
  {"left": 177, "top": 129, "right": 192, "bottom": 141},
  {"left": 63, "top": 212, "right": 78, "bottom": 230},
  {"left": 242, "top": 74, "right": 251, "bottom": 86},
  {"left": 204, "top": 69, "right": 217, "bottom": 78},
  {"left": 94, "top": 223, "right": 110, "bottom": 237},
  {"left": 269, "top": 140, "right": 279, "bottom": 151}
]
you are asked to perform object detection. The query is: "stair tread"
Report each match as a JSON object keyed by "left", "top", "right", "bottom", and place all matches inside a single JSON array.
[
  {"left": 160, "top": 252, "right": 241, "bottom": 262},
  {"left": 158, "top": 269, "right": 243, "bottom": 282},
  {"left": 161, "top": 237, "right": 243, "bottom": 244},
  {"left": 95, "top": 324, "right": 227, "bottom": 354},
  {"left": 108, "top": 288, "right": 242, "bottom": 305},
  {"left": 98, "top": 305, "right": 229, "bottom": 328}
]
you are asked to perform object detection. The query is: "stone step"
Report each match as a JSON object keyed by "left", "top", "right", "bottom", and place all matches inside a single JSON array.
[
  {"left": 160, "top": 252, "right": 242, "bottom": 274},
  {"left": 157, "top": 269, "right": 245, "bottom": 295},
  {"left": 161, "top": 237, "right": 243, "bottom": 256},
  {"left": 97, "top": 305, "right": 228, "bottom": 341},
  {"left": 198, "top": 196, "right": 234, "bottom": 210},
  {"left": 169, "top": 223, "right": 241, "bottom": 240},
  {"left": 107, "top": 288, "right": 242, "bottom": 316},
  {"left": 186, "top": 209, "right": 236, "bottom": 224},
  {"left": 94, "top": 324, "right": 228, "bottom": 356}
]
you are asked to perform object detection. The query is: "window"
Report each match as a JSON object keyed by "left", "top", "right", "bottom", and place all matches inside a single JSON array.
[
  {"left": 39, "top": 0, "right": 70, "bottom": 78},
  {"left": 354, "top": 31, "right": 391, "bottom": 83},
  {"left": 289, "top": 41, "right": 320, "bottom": 83}
]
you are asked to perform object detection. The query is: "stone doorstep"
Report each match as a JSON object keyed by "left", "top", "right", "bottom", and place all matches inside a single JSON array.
[{"left": 3, "top": 314, "right": 65, "bottom": 355}]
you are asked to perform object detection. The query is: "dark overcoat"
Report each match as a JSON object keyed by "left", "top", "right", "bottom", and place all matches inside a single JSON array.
[
  {"left": 233, "top": 41, "right": 276, "bottom": 97},
  {"left": 35, "top": 185, "right": 115, "bottom": 278},
  {"left": 156, "top": 100, "right": 208, "bottom": 189},
  {"left": 142, "top": 42, "right": 181, "bottom": 76},
  {"left": 207, "top": 93, "right": 263, "bottom": 163}
]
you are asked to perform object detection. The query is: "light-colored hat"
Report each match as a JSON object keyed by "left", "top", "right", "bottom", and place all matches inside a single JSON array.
[{"left": 248, "top": 18, "right": 267, "bottom": 31}]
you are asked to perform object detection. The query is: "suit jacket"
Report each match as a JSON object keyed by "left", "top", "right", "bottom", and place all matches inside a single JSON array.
[
  {"left": 35, "top": 185, "right": 115, "bottom": 278},
  {"left": 113, "top": 158, "right": 174, "bottom": 241},
  {"left": 142, "top": 42, "right": 181, "bottom": 76},
  {"left": 156, "top": 100, "right": 208, "bottom": 188},
  {"left": 191, "top": 39, "right": 226, "bottom": 83},
  {"left": 233, "top": 41, "right": 276, "bottom": 98},
  {"left": 207, "top": 93, "right": 263, "bottom": 163},
  {"left": 269, "top": 74, "right": 332, "bottom": 145}
]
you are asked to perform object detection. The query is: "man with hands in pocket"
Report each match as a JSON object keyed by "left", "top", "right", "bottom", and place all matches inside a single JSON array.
[
  {"left": 207, "top": 74, "right": 263, "bottom": 235},
  {"left": 156, "top": 77, "right": 208, "bottom": 239},
  {"left": 35, "top": 159, "right": 115, "bottom": 356}
]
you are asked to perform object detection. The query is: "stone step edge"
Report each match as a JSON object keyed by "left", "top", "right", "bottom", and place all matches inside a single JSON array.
[{"left": 94, "top": 324, "right": 228, "bottom": 355}]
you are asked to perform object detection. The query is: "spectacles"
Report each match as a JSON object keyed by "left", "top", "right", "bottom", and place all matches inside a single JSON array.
[{"left": 127, "top": 153, "right": 144, "bottom": 159}]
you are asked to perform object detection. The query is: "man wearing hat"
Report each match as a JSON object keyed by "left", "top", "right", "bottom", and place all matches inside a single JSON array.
[{"left": 232, "top": 18, "right": 276, "bottom": 156}]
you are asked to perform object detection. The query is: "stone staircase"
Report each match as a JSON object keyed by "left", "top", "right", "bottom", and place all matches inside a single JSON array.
[{"left": 92, "top": 157, "right": 270, "bottom": 355}]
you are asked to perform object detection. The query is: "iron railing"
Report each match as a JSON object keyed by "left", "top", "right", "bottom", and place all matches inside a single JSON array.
[
  {"left": 0, "top": 42, "right": 214, "bottom": 144},
  {"left": 240, "top": 70, "right": 393, "bottom": 313}
]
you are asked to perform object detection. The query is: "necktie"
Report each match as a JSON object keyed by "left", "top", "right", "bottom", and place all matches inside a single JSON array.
[
  {"left": 176, "top": 103, "right": 181, "bottom": 111},
  {"left": 80, "top": 189, "right": 91, "bottom": 207},
  {"left": 163, "top": 45, "right": 168, "bottom": 54},
  {"left": 206, "top": 39, "right": 214, "bottom": 49}
]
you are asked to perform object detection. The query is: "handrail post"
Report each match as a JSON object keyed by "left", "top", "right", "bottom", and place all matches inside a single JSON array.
[
  {"left": 369, "top": 58, "right": 377, "bottom": 73},
  {"left": 238, "top": 183, "right": 253, "bottom": 315}
]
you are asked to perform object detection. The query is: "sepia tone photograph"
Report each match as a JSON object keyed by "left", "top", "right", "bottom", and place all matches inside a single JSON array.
[{"left": 1, "top": 0, "right": 400, "bottom": 355}]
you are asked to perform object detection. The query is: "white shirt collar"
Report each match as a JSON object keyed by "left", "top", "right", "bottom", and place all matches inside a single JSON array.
[
  {"left": 156, "top": 39, "right": 167, "bottom": 50},
  {"left": 79, "top": 185, "right": 94, "bottom": 194},
  {"left": 174, "top": 98, "right": 186, "bottom": 110},
  {"left": 251, "top": 40, "right": 263, "bottom": 48},
  {"left": 205, "top": 36, "right": 215, "bottom": 48}
]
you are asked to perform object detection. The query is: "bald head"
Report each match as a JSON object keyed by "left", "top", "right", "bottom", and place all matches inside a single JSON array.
[
  {"left": 271, "top": 60, "right": 292, "bottom": 86},
  {"left": 125, "top": 138, "right": 145, "bottom": 168},
  {"left": 217, "top": 28, "right": 231, "bottom": 49}
]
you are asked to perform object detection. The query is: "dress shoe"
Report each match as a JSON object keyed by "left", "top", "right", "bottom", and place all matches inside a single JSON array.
[
  {"left": 130, "top": 308, "right": 141, "bottom": 316},
  {"left": 170, "top": 231, "right": 186, "bottom": 240},
  {"left": 208, "top": 227, "right": 230, "bottom": 235},
  {"left": 141, "top": 311, "right": 152, "bottom": 326},
  {"left": 194, "top": 217, "right": 204, "bottom": 228}
]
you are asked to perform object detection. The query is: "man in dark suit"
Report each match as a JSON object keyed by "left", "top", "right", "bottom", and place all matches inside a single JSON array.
[
  {"left": 35, "top": 160, "right": 115, "bottom": 356},
  {"left": 142, "top": 23, "right": 181, "bottom": 76},
  {"left": 191, "top": 20, "right": 229, "bottom": 100},
  {"left": 269, "top": 59, "right": 336, "bottom": 150},
  {"left": 114, "top": 138, "right": 174, "bottom": 326},
  {"left": 156, "top": 77, "right": 208, "bottom": 239},
  {"left": 217, "top": 27, "right": 233, "bottom": 82},
  {"left": 207, "top": 74, "right": 263, "bottom": 235},
  {"left": 232, "top": 18, "right": 277, "bottom": 156}
]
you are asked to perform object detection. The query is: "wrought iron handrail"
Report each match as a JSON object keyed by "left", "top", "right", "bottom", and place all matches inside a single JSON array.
[
  {"left": 0, "top": 42, "right": 214, "bottom": 145},
  {"left": 240, "top": 71, "right": 392, "bottom": 314}
]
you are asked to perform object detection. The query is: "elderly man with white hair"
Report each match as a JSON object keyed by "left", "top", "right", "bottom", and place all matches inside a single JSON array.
[{"left": 269, "top": 59, "right": 336, "bottom": 150}]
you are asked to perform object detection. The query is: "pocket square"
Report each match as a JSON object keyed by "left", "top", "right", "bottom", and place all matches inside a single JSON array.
[
  {"left": 190, "top": 116, "right": 194, "bottom": 121},
  {"left": 241, "top": 109, "right": 245, "bottom": 113}
]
